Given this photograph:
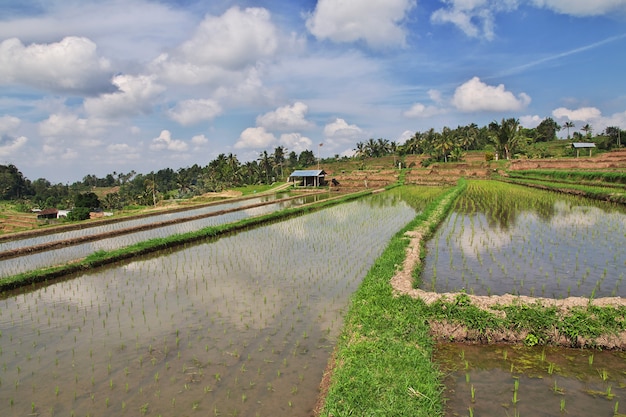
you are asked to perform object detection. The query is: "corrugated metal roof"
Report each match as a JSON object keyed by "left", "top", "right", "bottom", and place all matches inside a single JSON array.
[
  {"left": 289, "top": 170, "right": 326, "bottom": 177},
  {"left": 571, "top": 142, "right": 596, "bottom": 148}
]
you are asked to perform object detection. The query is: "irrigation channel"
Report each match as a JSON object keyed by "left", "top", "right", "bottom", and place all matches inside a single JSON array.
[
  {"left": 0, "top": 190, "right": 418, "bottom": 417},
  {"left": 0, "top": 192, "right": 330, "bottom": 278},
  {"left": 423, "top": 181, "right": 626, "bottom": 417}
]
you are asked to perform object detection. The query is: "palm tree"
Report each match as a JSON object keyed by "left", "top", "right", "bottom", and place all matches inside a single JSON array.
[
  {"left": 272, "top": 146, "right": 286, "bottom": 179},
  {"left": 563, "top": 121, "right": 575, "bottom": 139},
  {"left": 354, "top": 142, "right": 366, "bottom": 159},
  {"left": 434, "top": 127, "right": 456, "bottom": 162},
  {"left": 581, "top": 123, "right": 592, "bottom": 139},
  {"left": 258, "top": 151, "right": 272, "bottom": 184},
  {"left": 489, "top": 118, "right": 521, "bottom": 160}
]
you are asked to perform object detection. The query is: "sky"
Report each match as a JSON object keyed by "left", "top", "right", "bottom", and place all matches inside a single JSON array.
[{"left": 1, "top": 0, "right": 625, "bottom": 183}]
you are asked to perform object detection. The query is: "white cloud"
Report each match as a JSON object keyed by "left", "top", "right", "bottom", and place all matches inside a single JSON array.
[
  {"left": 256, "top": 102, "right": 314, "bottom": 131},
  {"left": 107, "top": 143, "right": 133, "bottom": 153},
  {"left": 452, "top": 76, "right": 531, "bottom": 112},
  {"left": 431, "top": 0, "right": 497, "bottom": 40},
  {"left": 323, "top": 118, "right": 364, "bottom": 144},
  {"left": 168, "top": 99, "right": 222, "bottom": 126},
  {"left": 432, "top": 0, "right": 626, "bottom": 41},
  {"left": 0, "top": 36, "right": 111, "bottom": 93},
  {"left": 234, "top": 127, "right": 277, "bottom": 149},
  {"left": 191, "top": 134, "right": 209, "bottom": 145},
  {"left": 180, "top": 7, "right": 277, "bottom": 70},
  {"left": 531, "top": 0, "right": 626, "bottom": 16},
  {"left": 39, "top": 113, "right": 109, "bottom": 138},
  {"left": 428, "top": 89, "right": 444, "bottom": 104},
  {"left": 306, "top": 0, "right": 416, "bottom": 48},
  {"left": 552, "top": 106, "right": 602, "bottom": 122},
  {"left": 0, "top": 135, "right": 28, "bottom": 157},
  {"left": 153, "top": 6, "right": 278, "bottom": 88},
  {"left": 0, "top": 115, "right": 21, "bottom": 134},
  {"left": 403, "top": 103, "right": 447, "bottom": 118},
  {"left": 519, "top": 115, "right": 543, "bottom": 128},
  {"left": 84, "top": 74, "right": 165, "bottom": 118},
  {"left": 278, "top": 133, "right": 313, "bottom": 153},
  {"left": 150, "top": 130, "right": 188, "bottom": 152}
]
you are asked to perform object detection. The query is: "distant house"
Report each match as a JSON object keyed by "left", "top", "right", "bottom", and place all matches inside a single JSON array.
[
  {"left": 288, "top": 170, "right": 327, "bottom": 187},
  {"left": 571, "top": 142, "right": 596, "bottom": 157},
  {"left": 36, "top": 208, "right": 58, "bottom": 220}
]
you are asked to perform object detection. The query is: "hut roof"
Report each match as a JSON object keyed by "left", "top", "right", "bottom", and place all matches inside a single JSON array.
[
  {"left": 288, "top": 170, "right": 326, "bottom": 178},
  {"left": 571, "top": 142, "right": 596, "bottom": 148}
]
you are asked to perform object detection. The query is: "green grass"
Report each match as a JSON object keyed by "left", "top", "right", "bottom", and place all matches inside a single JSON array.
[
  {"left": 320, "top": 183, "right": 464, "bottom": 417},
  {"left": 322, "top": 179, "right": 626, "bottom": 415}
]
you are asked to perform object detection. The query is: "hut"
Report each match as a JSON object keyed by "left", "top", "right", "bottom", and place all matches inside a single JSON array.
[
  {"left": 288, "top": 170, "right": 327, "bottom": 187},
  {"left": 36, "top": 208, "right": 59, "bottom": 220},
  {"left": 571, "top": 142, "right": 596, "bottom": 157}
]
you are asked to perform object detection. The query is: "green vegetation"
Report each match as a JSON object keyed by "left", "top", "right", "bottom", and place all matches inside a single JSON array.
[
  {"left": 320, "top": 183, "right": 463, "bottom": 417},
  {"left": 0, "top": 189, "right": 371, "bottom": 292},
  {"left": 498, "top": 174, "right": 626, "bottom": 204},
  {"left": 322, "top": 180, "right": 626, "bottom": 416}
]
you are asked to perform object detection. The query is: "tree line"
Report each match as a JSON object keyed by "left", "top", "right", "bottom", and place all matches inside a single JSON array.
[{"left": 1, "top": 119, "right": 623, "bottom": 212}]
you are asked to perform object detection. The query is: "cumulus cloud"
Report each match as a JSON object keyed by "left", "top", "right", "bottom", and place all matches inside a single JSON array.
[
  {"left": 150, "top": 130, "right": 188, "bottom": 152},
  {"left": 452, "top": 76, "right": 531, "bottom": 112},
  {"left": 278, "top": 132, "right": 313, "bottom": 153},
  {"left": 0, "top": 36, "right": 112, "bottom": 93},
  {"left": 168, "top": 99, "right": 222, "bottom": 126},
  {"left": 530, "top": 0, "right": 626, "bottom": 16},
  {"left": 39, "top": 113, "right": 108, "bottom": 138},
  {"left": 432, "top": 0, "right": 626, "bottom": 40},
  {"left": 403, "top": 103, "right": 447, "bottom": 118},
  {"left": 0, "top": 135, "right": 28, "bottom": 157},
  {"left": 431, "top": 0, "right": 499, "bottom": 40},
  {"left": 153, "top": 6, "right": 278, "bottom": 87},
  {"left": 234, "top": 127, "right": 277, "bottom": 149},
  {"left": 84, "top": 74, "right": 165, "bottom": 118},
  {"left": 256, "top": 102, "right": 314, "bottom": 131},
  {"left": 552, "top": 106, "right": 602, "bottom": 122},
  {"left": 323, "top": 118, "right": 364, "bottom": 144},
  {"left": 519, "top": 115, "right": 544, "bottom": 128},
  {"left": 0, "top": 115, "right": 21, "bottom": 133},
  {"left": 191, "top": 134, "right": 210, "bottom": 145},
  {"left": 306, "top": 0, "right": 416, "bottom": 48}
]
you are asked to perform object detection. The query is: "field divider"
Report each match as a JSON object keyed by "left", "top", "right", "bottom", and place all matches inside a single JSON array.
[
  {"left": 0, "top": 193, "right": 325, "bottom": 260},
  {"left": 0, "top": 189, "right": 372, "bottom": 292}
]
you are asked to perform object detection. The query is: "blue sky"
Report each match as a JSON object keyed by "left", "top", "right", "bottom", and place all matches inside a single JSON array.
[{"left": 0, "top": 0, "right": 625, "bottom": 183}]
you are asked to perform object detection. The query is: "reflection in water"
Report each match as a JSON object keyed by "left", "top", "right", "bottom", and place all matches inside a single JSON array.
[
  {"left": 0, "top": 194, "right": 329, "bottom": 278},
  {"left": 0, "top": 194, "right": 415, "bottom": 417},
  {"left": 422, "top": 182, "right": 626, "bottom": 298},
  {"left": 435, "top": 343, "right": 626, "bottom": 417}
]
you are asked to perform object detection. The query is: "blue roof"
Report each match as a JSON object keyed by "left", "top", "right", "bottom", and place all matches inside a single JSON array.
[
  {"left": 571, "top": 142, "right": 596, "bottom": 148},
  {"left": 289, "top": 170, "right": 326, "bottom": 177}
]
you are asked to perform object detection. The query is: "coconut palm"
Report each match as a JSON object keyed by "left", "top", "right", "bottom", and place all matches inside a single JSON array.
[
  {"left": 563, "top": 121, "right": 575, "bottom": 139},
  {"left": 489, "top": 118, "right": 521, "bottom": 160},
  {"left": 581, "top": 123, "right": 593, "bottom": 139}
]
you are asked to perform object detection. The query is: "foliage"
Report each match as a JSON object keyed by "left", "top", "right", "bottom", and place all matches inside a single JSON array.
[
  {"left": 74, "top": 192, "right": 101, "bottom": 209},
  {"left": 66, "top": 206, "right": 91, "bottom": 221}
]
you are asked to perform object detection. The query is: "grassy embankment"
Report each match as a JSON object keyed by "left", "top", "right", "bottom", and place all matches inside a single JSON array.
[
  {"left": 321, "top": 179, "right": 626, "bottom": 416},
  {"left": 498, "top": 170, "right": 626, "bottom": 204},
  {"left": 0, "top": 188, "right": 371, "bottom": 292}
]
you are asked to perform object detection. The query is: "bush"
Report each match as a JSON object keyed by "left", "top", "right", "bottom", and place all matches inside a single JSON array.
[
  {"left": 485, "top": 152, "right": 494, "bottom": 161},
  {"left": 66, "top": 207, "right": 91, "bottom": 221}
]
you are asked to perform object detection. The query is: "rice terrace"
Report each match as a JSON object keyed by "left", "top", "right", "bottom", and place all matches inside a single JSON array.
[{"left": 3, "top": 151, "right": 626, "bottom": 417}]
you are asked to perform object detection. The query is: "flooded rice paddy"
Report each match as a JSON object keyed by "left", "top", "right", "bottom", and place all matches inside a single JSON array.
[
  {"left": 435, "top": 343, "right": 626, "bottom": 417},
  {"left": 0, "top": 193, "right": 328, "bottom": 278},
  {"left": 421, "top": 181, "right": 626, "bottom": 298},
  {"left": 0, "top": 192, "right": 416, "bottom": 417}
]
